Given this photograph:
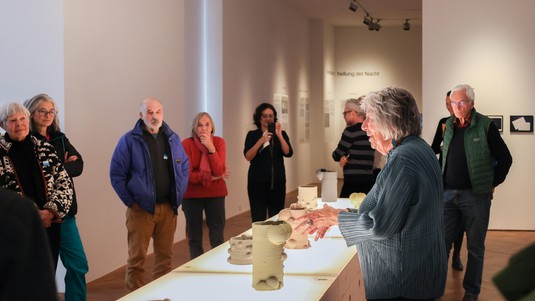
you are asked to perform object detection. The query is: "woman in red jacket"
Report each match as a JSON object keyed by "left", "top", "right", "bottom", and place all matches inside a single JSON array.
[{"left": 182, "top": 112, "right": 229, "bottom": 259}]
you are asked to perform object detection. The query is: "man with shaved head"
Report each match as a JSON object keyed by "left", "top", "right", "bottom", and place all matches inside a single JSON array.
[{"left": 110, "top": 97, "right": 189, "bottom": 292}]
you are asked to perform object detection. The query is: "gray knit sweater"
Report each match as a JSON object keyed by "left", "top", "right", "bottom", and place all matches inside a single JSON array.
[{"left": 339, "top": 136, "right": 447, "bottom": 299}]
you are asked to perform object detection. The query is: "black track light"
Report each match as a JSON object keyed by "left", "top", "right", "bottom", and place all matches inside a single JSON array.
[
  {"left": 369, "top": 19, "right": 381, "bottom": 31},
  {"left": 349, "top": 1, "right": 358, "bottom": 12},
  {"left": 363, "top": 15, "right": 372, "bottom": 26},
  {"left": 403, "top": 19, "right": 411, "bottom": 31}
]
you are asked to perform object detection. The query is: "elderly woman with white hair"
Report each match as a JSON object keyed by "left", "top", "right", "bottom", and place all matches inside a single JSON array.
[
  {"left": 0, "top": 102, "right": 73, "bottom": 271},
  {"left": 298, "top": 87, "right": 447, "bottom": 301}
]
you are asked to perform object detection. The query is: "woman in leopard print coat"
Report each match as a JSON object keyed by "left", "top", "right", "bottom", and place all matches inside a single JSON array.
[{"left": 0, "top": 102, "right": 73, "bottom": 269}]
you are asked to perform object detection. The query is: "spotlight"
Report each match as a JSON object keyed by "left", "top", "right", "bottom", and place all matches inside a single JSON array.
[
  {"left": 367, "top": 18, "right": 375, "bottom": 30},
  {"left": 348, "top": 1, "right": 358, "bottom": 12},
  {"left": 403, "top": 19, "right": 411, "bottom": 31},
  {"left": 363, "top": 15, "right": 372, "bottom": 26},
  {"left": 372, "top": 19, "right": 381, "bottom": 31}
]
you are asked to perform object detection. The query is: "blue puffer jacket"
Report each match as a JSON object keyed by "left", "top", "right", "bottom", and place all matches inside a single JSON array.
[{"left": 110, "top": 119, "right": 189, "bottom": 214}]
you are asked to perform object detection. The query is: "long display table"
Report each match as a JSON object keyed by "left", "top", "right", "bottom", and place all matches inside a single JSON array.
[{"left": 117, "top": 198, "right": 364, "bottom": 301}]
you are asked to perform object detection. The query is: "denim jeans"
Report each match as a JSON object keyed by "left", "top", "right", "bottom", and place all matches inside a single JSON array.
[
  {"left": 60, "top": 215, "right": 89, "bottom": 301},
  {"left": 443, "top": 189, "right": 492, "bottom": 297}
]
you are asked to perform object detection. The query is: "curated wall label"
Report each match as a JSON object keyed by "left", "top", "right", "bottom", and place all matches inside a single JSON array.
[{"left": 335, "top": 71, "right": 380, "bottom": 77}]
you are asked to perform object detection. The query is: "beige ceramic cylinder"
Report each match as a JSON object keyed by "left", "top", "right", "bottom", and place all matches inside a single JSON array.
[
  {"left": 227, "top": 234, "right": 253, "bottom": 265},
  {"left": 252, "top": 220, "right": 292, "bottom": 291},
  {"left": 297, "top": 185, "right": 318, "bottom": 210},
  {"left": 278, "top": 204, "right": 310, "bottom": 249}
]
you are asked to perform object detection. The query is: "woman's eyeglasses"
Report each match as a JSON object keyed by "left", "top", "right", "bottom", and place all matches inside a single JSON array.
[{"left": 36, "top": 108, "right": 58, "bottom": 117}]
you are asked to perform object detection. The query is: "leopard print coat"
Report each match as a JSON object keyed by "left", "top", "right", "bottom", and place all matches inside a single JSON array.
[{"left": 0, "top": 135, "right": 73, "bottom": 219}]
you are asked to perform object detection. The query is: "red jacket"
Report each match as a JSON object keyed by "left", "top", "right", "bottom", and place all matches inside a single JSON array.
[{"left": 182, "top": 136, "right": 228, "bottom": 199}]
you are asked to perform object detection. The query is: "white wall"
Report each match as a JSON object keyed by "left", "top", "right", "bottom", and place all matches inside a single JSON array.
[
  {"left": 323, "top": 25, "right": 422, "bottom": 174},
  {"left": 0, "top": 0, "right": 65, "bottom": 123},
  {"left": 422, "top": 0, "right": 535, "bottom": 229},
  {"left": 222, "top": 0, "right": 316, "bottom": 217},
  {"left": 3, "top": 0, "right": 534, "bottom": 285},
  {"left": 64, "top": 0, "right": 186, "bottom": 280}
]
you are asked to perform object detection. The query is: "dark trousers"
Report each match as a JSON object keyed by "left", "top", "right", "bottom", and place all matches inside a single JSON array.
[
  {"left": 247, "top": 180, "right": 286, "bottom": 222},
  {"left": 453, "top": 224, "right": 465, "bottom": 257},
  {"left": 444, "top": 189, "right": 492, "bottom": 297},
  {"left": 340, "top": 177, "right": 374, "bottom": 198},
  {"left": 46, "top": 223, "right": 61, "bottom": 271},
  {"left": 182, "top": 197, "right": 226, "bottom": 259}
]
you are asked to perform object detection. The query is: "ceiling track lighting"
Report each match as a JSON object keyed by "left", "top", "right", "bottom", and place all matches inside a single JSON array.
[
  {"left": 373, "top": 19, "right": 381, "bottom": 31},
  {"left": 359, "top": 3, "right": 381, "bottom": 32},
  {"left": 403, "top": 19, "right": 411, "bottom": 31},
  {"left": 348, "top": 0, "right": 358, "bottom": 12},
  {"left": 363, "top": 14, "right": 372, "bottom": 26},
  {"left": 356, "top": 1, "right": 413, "bottom": 32}
]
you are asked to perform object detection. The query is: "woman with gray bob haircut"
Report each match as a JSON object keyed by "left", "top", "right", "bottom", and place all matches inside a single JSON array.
[
  {"left": 297, "top": 87, "right": 447, "bottom": 300},
  {"left": 0, "top": 101, "right": 73, "bottom": 275},
  {"left": 0, "top": 102, "right": 30, "bottom": 128}
]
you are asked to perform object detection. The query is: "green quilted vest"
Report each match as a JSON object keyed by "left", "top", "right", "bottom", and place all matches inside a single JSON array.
[{"left": 442, "top": 109, "right": 494, "bottom": 195}]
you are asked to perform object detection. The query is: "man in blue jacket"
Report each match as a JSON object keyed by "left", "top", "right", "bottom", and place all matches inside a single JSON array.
[{"left": 110, "top": 97, "right": 189, "bottom": 292}]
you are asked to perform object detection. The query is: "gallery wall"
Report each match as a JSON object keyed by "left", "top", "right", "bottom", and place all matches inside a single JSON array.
[
  {"left": 64, "top": 0, "right": 186, "bottom": 280},
  {"left": 324, "top": 25, "right": 422, "bottom": 174},
  {"left": 0, "top": 0, "right": 65, "bottom": 122},
  {"left": 422, "top": 0, "right": 535, "bottom": 229},
  {"left": 221, "top": 0, "right": 316, "bottom": 217},
  {"left": 2, "top": 0, "right": 533, "bottom": 284}
]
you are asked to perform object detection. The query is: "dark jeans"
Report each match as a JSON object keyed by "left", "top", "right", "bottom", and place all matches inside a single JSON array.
[
  {"left": 247, "top": 181, "right": 286, "bottom": 222},
  {"left": 182, "top": 197, "right": 226, "bottom": 259},
  {"left": 453, "top": 223, "right": 465, "bottom": 258},
  {"left": 444, "top": 189, "right": 492, "bottom": 297}
]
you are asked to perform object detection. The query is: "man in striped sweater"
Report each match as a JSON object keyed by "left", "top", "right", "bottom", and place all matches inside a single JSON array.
[{"left": 332, "top": 97, "right": 376, "bottom": 197}]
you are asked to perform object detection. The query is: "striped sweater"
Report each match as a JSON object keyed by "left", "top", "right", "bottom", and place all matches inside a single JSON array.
[
  {"left": 332, "top": 123, "right": 375, "bottom": 179},
  {"left": 338, "top": 136, "right": 447, "bottom": 299}
]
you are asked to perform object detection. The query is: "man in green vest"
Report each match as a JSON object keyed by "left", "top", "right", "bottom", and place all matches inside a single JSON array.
[{"left": 442, "top": 84, "right": 513, "bottom": 301}]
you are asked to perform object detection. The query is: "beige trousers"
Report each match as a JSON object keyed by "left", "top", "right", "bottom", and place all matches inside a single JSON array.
[{"left": 125, "top": 202, "right": 177, "bottom": 292}]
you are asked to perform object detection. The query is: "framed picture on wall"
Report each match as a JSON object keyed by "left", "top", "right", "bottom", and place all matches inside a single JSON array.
[
  {"left": 488, "top": 115, "right": 503, "bottom": 132},
  {"left": 510, "top": 115, "right": 534, "bottom": 133}
]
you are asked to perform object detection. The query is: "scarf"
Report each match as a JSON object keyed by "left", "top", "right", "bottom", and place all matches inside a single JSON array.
[{"left": 193, "top": 135, "right": 213, "bottom": 187}]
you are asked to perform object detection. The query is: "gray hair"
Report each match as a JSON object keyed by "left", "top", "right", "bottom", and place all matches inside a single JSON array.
[
  {"left": 191, "top": 112, "right": 215, "bottom": 137},
  {"left": 139, "top": 97, "right": 163, "bottom": 114},
  {"left": 345, "top": 97, "right": 366, "bottom": 118},
  {"left": 0, "top": 102, "right": 30, "bottom": 128},
  {"left": 360, "top": 87, "right": 421, "bottom": 141},
  {"left": 23, "top": 93, "right": 61, "bottom": 132},
  {"left": 450, "top": 84, "right": 475, "bottom": 103}
]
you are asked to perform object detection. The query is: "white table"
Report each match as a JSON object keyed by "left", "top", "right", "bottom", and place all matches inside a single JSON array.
[{"left": 118, "top": 198, "right": 364, "bottom": 301}]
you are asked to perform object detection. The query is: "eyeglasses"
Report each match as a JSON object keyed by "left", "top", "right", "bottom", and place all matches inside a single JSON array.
[
  {"left": 36, "top": 108, "right": 58, "bottom": 117},
  {"left": 343, "top": 110, "right": 354, "bottom": 116},
  {"left": 450, "top": 100, "right": 467, "bottom": 107},
  {"left": 261, "top": 114, "right": 274, "bottom": 119}
]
